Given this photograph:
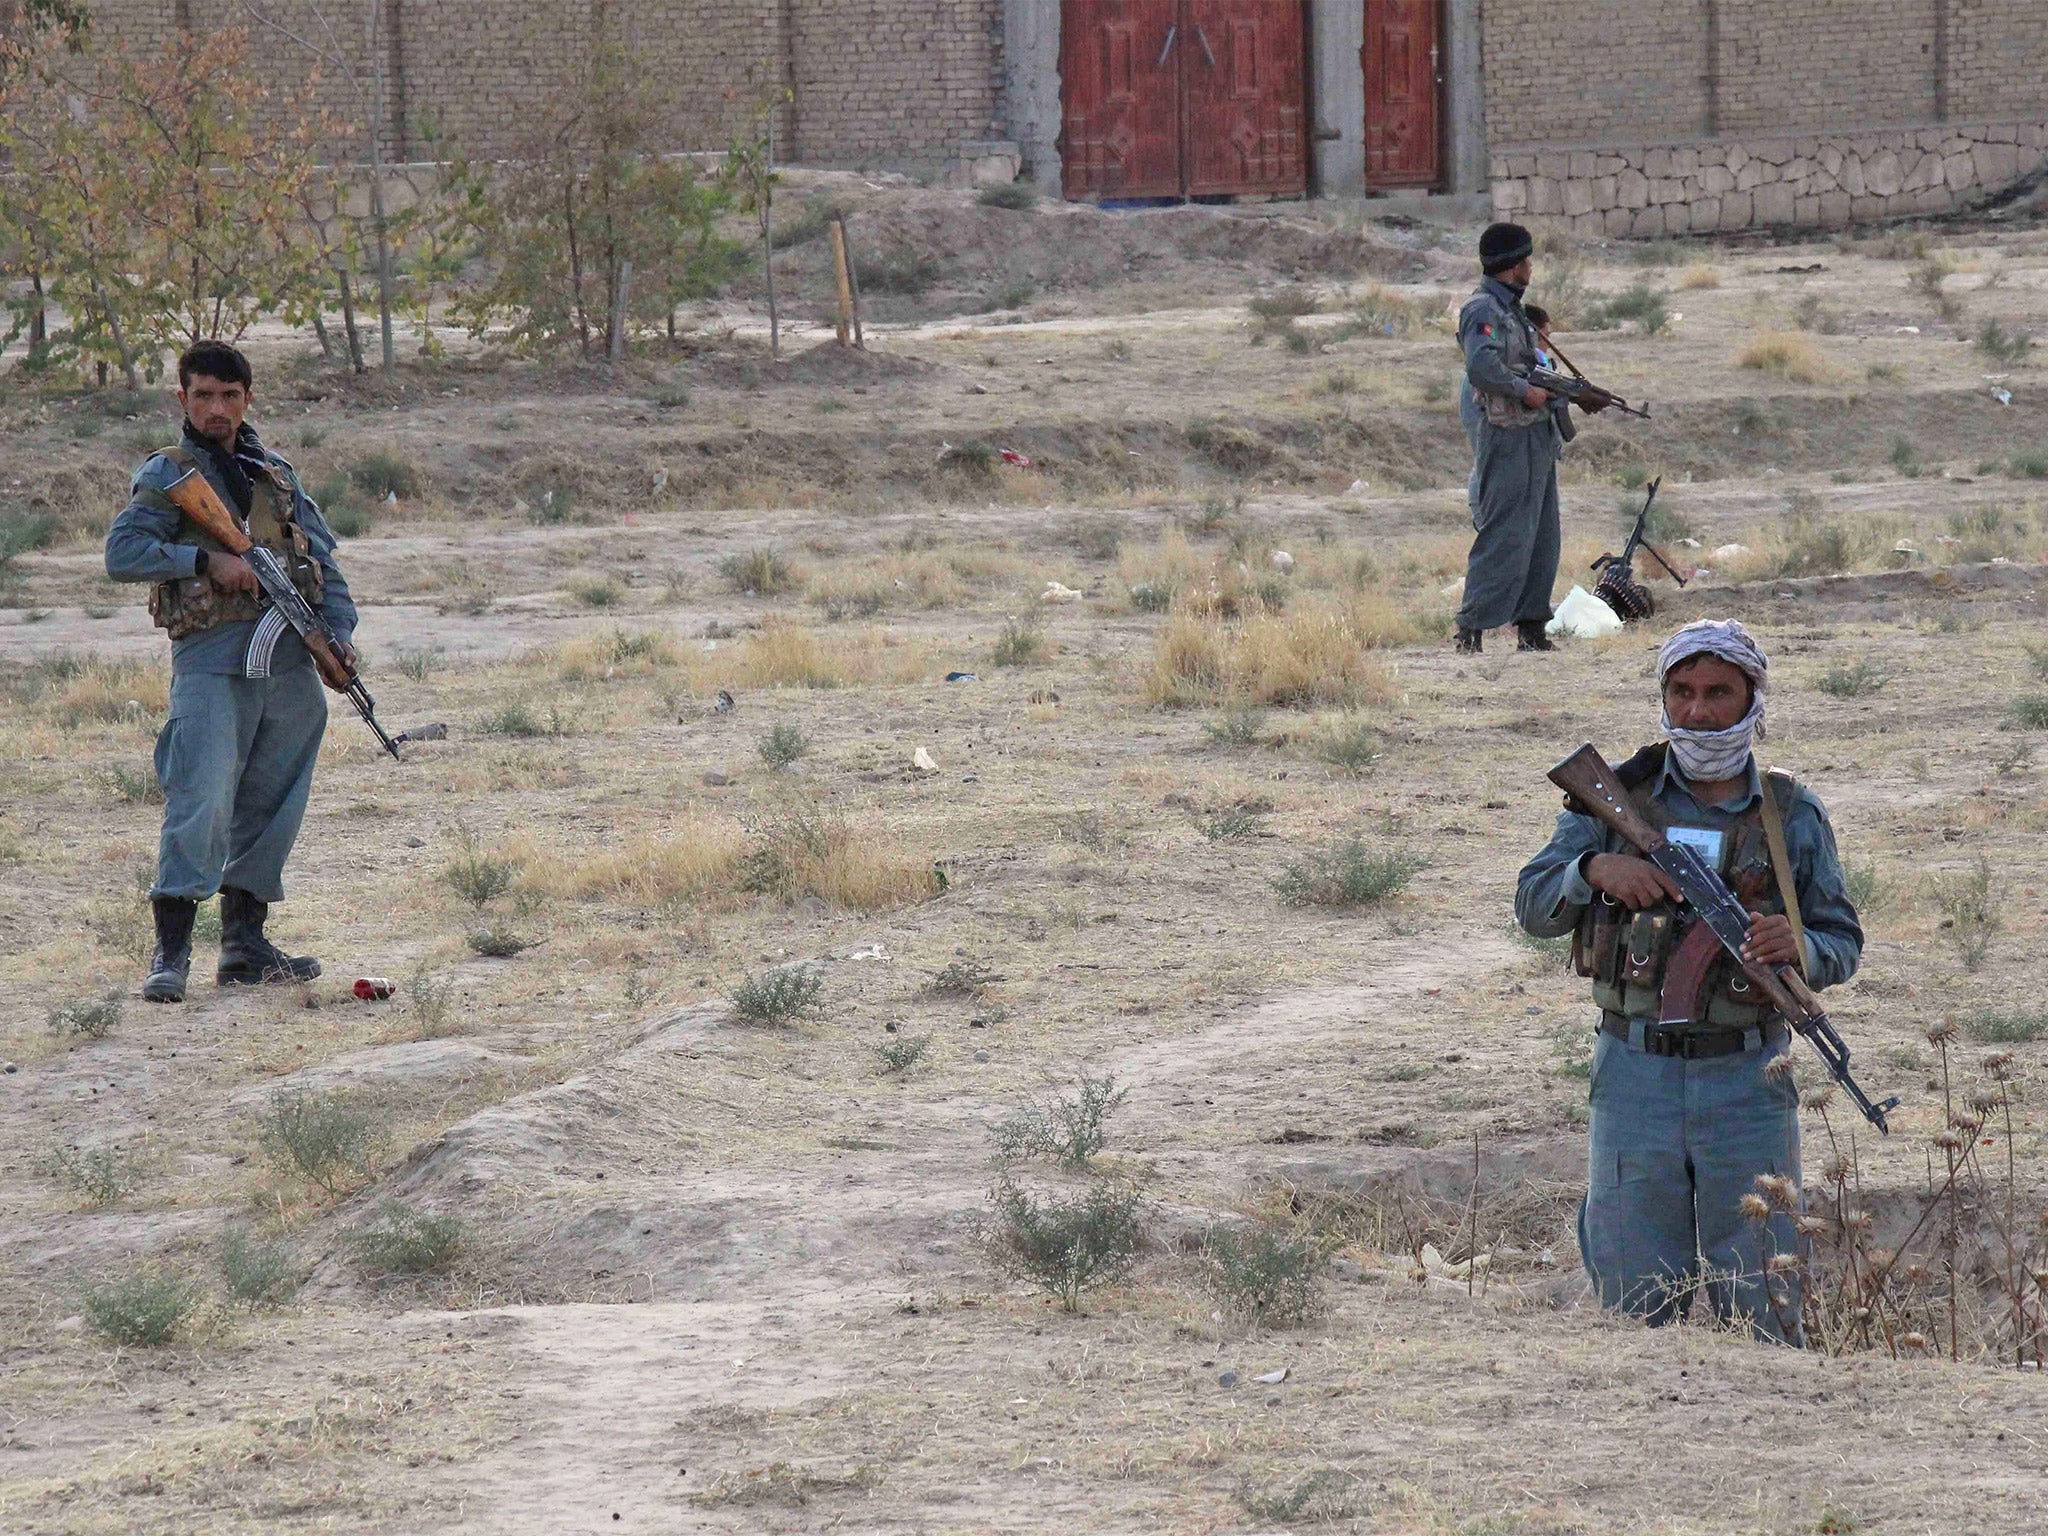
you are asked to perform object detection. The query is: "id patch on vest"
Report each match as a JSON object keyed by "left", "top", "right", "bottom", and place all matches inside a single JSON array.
[{"left": 1665, "top": 825, "right": 1727, "bottom": 869}]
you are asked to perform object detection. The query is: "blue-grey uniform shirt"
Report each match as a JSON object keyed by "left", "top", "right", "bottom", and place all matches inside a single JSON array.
[
  {"left": 1458, "top": 274, "right": 1554, "bottom": 437},
  {"left": 1515, "top": 752, "right": 1863, "bottom": 992},
  {"left": 104, "top": 429, "right": 356, "bottom": 676}
]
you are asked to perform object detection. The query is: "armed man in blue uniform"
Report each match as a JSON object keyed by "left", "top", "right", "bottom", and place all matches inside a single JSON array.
[
  {"left": 1455, "top": 222, "right": 1601, "bottom": 654},
  {"left": 1516, "top": 620, "right": 1863, "bottom": 1342},
  {"left": 105, "top": 341, "right": 358, "bottom": 1004}
]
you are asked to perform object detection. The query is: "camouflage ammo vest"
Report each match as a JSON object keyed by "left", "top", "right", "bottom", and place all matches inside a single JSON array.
[
  {"left": 146, "top": 443, "right": 322, "bottom": 640},
  {"left": 1571, "top": 744, "right": 1802, "bottom": 1029}
]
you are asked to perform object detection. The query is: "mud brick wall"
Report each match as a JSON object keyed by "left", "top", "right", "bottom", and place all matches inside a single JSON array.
[
  {"left": 1713, "top": 0, "right": 1940, "bottom": 135},
  {"left": 1480, "top": 1, "right": 1711, "bottom": 149},
  {"left": 1949, "top": 0, "right": 2048, "bottom": 122},
  {"left": 76, "top": 0, "right": 1000, "bottom": 168}
]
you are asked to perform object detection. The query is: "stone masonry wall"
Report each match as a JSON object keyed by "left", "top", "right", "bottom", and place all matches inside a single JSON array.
[
  {"left": 72, "top": 0, "right": 1001, "bottom": 169},
  {"left": 1490, "top": 120, "right": 2048, "bottom": 239}
]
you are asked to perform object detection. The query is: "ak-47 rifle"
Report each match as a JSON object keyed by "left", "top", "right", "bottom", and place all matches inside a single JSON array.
[
  {"left": 1548, "top": 743, "right": 1899, "bottom": 1134},
  {"left": 1529, "top": 335, "right": 1650, "bottom": 420},
  {"left": 1589, "top": 475, "right": 1688, "bottom": 622},
  {"left": 162, "top": 466, "right": 402, "bottom": 761}
]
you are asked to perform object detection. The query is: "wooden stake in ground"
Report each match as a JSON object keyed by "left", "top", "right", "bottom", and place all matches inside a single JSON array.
[
  {"left": 842, "top": 212, "right": 866, "bottom": 349},
  {"left": 828, "top": 220, "right": 855, "bottom": 347},
  {"left": 1466, "top": 1131, "right": 1481, "bottom": 1298}
]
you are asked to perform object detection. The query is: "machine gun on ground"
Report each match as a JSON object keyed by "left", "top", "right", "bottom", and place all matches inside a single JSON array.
[
  {"left": 1589, "top": 475, "right": 1688, "bottom": 622},
  {"left": 1548, "top": 744, "right": 1899, "bottom": 1134}
]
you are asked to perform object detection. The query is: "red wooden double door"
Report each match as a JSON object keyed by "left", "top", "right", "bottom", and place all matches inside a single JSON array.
[{"left": 1061, "top": 0, "right": 1307, "bottom": 201}]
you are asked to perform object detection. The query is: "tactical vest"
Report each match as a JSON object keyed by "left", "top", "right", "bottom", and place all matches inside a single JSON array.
[
  {"left": 1462, "top": 288, "right": 1548, "bottom": 431},
  {"left": 147, "top": 444, "right": 322, "bottom": 640},
  {"left": 1570, "top": 746, "right": 1802, "bottom": 1029}
]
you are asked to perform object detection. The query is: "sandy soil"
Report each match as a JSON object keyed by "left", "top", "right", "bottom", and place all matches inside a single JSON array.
[{"left": 2, "top": 177, "right": 2047, "bottom": 1534}]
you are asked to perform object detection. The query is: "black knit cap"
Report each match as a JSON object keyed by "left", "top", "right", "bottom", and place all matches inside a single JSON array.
[{"left": 1480, "top": 221, "right": 1534, "bottom": 274}]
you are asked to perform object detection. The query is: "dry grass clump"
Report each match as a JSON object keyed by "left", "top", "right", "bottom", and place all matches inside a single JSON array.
[
  {"left": 545, "top": 819, "right": 745, "bottom": 906},
  {"left": 738, "top": 810, "right": 940, "bottom": 911},
  {"left": 1679, "top": 265, "right": 1721, "bottom": 290},
  {"left": 556, "top": 628, "right": 681, "bottom": 680},
  {"left": 1117, "top": 525, "right": 1207, "bottom": 611},
  {"left": 1736, "top": 331, "right": 1833, "bottom": 384},
  {"left": 19, "top": 653, "right": 169, "bottom": 726},
  {"left": 1148, "top": 602, "right": 1399, "bottom": 710},
  {"left": 728, "top": 618, "right": 928, "bottom": 689}
]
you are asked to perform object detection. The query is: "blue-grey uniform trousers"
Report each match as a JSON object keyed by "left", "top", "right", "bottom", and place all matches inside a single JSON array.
[
  {"left": 1580, "top": 1022, "right": 1806, "bottom": 1345},
  {"left": 1457, "top": 417, "right": 1561, "bottom": 633},
  {"left": 153, "top": 667, "right": 327, "bottom": 905}
]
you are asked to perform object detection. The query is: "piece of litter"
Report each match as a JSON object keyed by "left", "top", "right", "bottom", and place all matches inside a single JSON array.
[
  {"left": 969, "top": 383, "right": 989, "bottom": 395},
  {"left": 1041, "top": 581, "right": 1083, "bottom": 603},
  {"left": 1270, "top": 550, "right": 1294, "bottom": 571},
  {"left": 713, "top": 689, "right": 736, "bottom": 713},
  {"left": 945, "top": 671, "right": 978, "bottom": 682},
  {"left": 1894, "top": 325, "right": 1920, "bottom": 334},
  {"left": 912, "top": 747, "right": 938, "bottom": 773},
  {"left": 1547, "top": 585, "right": 1624, "bottom": 639},
  {"left": 1346, "top": 478, "right": 1369, "bottom": 496},
  {"left": 1252, "top": 1367, "right": 1289, "bottom": 1385},
  {"left": 1000, "top": 448, "right": 1033, "bottom": 467},
  {"left": 652, "top": 468, "right": 669, "bottom": 493},
  {"left": 1677, "top": 537, "right": 1701, "bottom": 548},
  {"left": 1992, "top": 388, "right": 2014, "bottom": 406},
  {"left": 1712, "top": 543, "right": 1750, "bottom": 562},
  {"left": 846, "top": 944, "right": 891, "bottom": 962}
]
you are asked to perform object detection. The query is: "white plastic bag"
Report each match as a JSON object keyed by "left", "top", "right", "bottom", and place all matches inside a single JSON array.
[{"left": 1546, "top": 585, "right": 1625, "bottom": 639}]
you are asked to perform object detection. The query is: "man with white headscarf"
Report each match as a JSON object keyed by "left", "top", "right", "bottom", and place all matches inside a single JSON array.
[{"left": 1515, "top": 619, "right": 1863, "bottom": 1343}]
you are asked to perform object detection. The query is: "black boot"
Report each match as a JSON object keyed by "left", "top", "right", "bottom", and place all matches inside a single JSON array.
[
  {"left": 1516, "top": 620, "right": 1556, "bottom": 652},
  {"left": 1455, "top": 627, "right": 1484, "bottom": 654},
  {"left": 144, "top": 896, "right": 197, "bottom": 1004},
  {"left": 216, "top": 887, "right": 322, "bottom": 986}
]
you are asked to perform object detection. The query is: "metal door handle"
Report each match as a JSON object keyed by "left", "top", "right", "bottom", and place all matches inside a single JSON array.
[
  {"left": 1157, "top": 25, "right": 1176, "bottom": 66},
  {"left": 1194, "top": 24, "right": 1216, "bottom": 67}
]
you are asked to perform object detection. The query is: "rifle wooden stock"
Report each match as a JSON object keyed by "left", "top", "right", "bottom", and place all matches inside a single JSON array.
[
  {"left": 162, "top": 468, "right": 255, "bottom": 555},
  {"left": 1547, "top": 745, "right": 1665, "bottom": 855},
  {"left": 163, "top": 468, "right": 354, "bottom": 694}
]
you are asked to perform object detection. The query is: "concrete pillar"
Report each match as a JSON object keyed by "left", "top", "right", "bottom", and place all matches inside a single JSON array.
[
  {"left": 1445, "top": 0, "right": 1488, "bottom": 194},
  {"left": 1310, "top": 1, "right": 1366, "bottom": 195},
  {"left": 1004, "top": 0, "right": 1063, "bottom": 189}
]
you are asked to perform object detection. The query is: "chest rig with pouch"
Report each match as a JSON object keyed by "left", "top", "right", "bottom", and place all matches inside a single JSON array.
[
  {"left": 1571, "top": 743, "right": 1805, "bottom": 1030},
  {"left": 147, "top": 443, "right": 323, "bottom": 641},
  {"left": 1469, "top": 291, "right": 1548, "bottom": 431}
]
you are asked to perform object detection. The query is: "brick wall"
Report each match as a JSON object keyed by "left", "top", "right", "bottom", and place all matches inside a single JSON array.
[
  {"left": 1482, "top": 1, "right": 1710, "bottom": 148},
  {"left": 1950, "top": 0, "right": 2048, "bottom": 122},
  {"left": 78, "top": 0, "right": 999, "bottom": 168},
  {"left": 1714, "top": 0, "right": 1938, "bottom": 134}
]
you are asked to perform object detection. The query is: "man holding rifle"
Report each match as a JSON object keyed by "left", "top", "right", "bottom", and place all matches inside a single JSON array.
[
  {"left": 107, "top": 341, "right": 358, "bottom": 1003},
  {"left": 1515, "top": 620, "right": 1865, "bottom": 1342}
]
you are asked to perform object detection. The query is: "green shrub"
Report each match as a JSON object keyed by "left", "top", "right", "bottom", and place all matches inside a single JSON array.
[
  {"left": 720, "top": 546, "right": 795, "bottom": 595},
  {"left": 1960, "top": 1011, "right": 2048, "bottom": 1044},
  {"left": 983, "top": 1176, "right": 1141, "bottom": 1312},
  {"left": 1198, "top": 1218, "right": 1327, "bottom": 1325},
  {"left": 1589, "top": 282, "right": 1669, "bottom": 334},
  {"left": 1929, "top": 857, "right": 1999, "bottom": 971},
  {"left": 858, "top": 242, "right": 939, "bottom": 296},
  {"left": 991, "top": 1073, "right": 1127, "bottom": 1168},
  {"left": 926, "top": 958, "right": 998, "bottom": 998},
  {"left": 1888, "top": 436, "right": 1922, "bottom": 478},
  {"left": 354, "top": 1201, "right": 466, "bottom": 1275},
  {"left": 1313, "top": 719, "right": 1382, "bottom": 775},
  {"left": 1818, "top": 661, "right": 1891, "bottom": 698},
  {"left": 977, "top": 180, "right": 1040, "bottom": 211},
  {"left": 569, "top": 576, "right": 623, "bottom": 608},
  {"left": 1235, "top": 1472, "right": 1365, "bottom": 1524},
  {"left": 325, "top": 500, "right": 373, "bottom": 539},
  {"left": 2010, "top": 454, "right": 2048, "bottom": 481},
  {"left": 49, "top": 993, "right": 122, "bottom": 1040},
  {"left": 478, "top": 701, "right": 573, "bottom": 737},
  {"left": 393, "top": 645, "right": 441, "bottom": 682},
  {"left": 0, "top": 507, "right": 59, "bottom": 579},
  {"left": 80, "top": 1264, "right": 200, "bottom": 1347},
  {"left": 219, "top": 1227, "right": 299, "bottom": 1309},
  {"left": 1844, "top": 858, "right": 1893, "bottom": 913},
  {"left": 990, "top": 618, "right": 1045, "bottom": 668},
  {"left": 350, "top": 449, "right": 422, "bottom": 500},
  {"left": 51, "top": 1142, "right": 141, "bottom": 1205},
  {"left": 1976, "top": 320, "right": 2034, "bottom": 365},
  {"left": 1247, "top": 285, "right": 1320, "bottom": 321},
  {"left": 526, "top": 485, "right": 578, "bottom": 525},
  {"left": 466, "top": 927, "right": 532, "bottom": 957},
  {"left": 444, "top": 828, "right": 519, "bottom": 909},
  {"left": 2011, "top": 694, "right": 2048, "bottom": 730},
  {"left": 1203, "top": 706, "right": 1267, "bottom": 746},
  {"left": 256, "top": 1090, "right": 377, "bottom": 1196},
  {"left": 1205, "top": 805, "right": 1267, "bottom": 842},
  {"left": 757, "top": 723, "right": 811, "bottom": 768},
  {"left": 874, "top": 1031, "right": 933, "bottom": 1073},
  {"left": 728, "top": 963, "right": 824, "bottom": 1025},
  {"left": 1272, "top": 840, "right": 1425, "bottom": 909}
]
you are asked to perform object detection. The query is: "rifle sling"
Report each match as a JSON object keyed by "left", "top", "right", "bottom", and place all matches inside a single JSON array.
[{"left": 1758, "top": 770, "right": 1807, "bottom": 979}]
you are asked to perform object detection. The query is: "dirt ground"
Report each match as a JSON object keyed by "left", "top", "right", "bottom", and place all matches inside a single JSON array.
[{"left": 3, "top": 175, "right": 2048, "bottom": 1535}]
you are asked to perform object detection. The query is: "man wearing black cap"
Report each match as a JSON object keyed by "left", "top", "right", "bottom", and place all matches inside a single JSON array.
[{"left": 1454, "top": 221, "right": 1595, "bottom": 654}]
